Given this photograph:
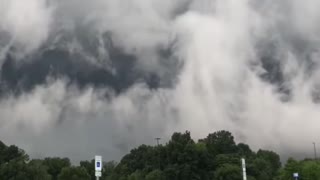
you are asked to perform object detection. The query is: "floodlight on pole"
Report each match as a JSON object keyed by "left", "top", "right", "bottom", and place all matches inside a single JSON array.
[
  {"left": 155, "top": 138, "right": 161, "bottom": 146},
  {"left": 155, "top": 137, "right": 161, "bottom": 169}
]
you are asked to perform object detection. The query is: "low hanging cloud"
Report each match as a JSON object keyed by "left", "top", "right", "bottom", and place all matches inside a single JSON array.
[{"left": 0, "top": 0, "right": 320, "bottom": 162}]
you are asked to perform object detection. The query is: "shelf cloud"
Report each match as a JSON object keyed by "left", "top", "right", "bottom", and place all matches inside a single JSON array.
[{"left": 0, "top": 0, "right": 320, "bottom": 162}]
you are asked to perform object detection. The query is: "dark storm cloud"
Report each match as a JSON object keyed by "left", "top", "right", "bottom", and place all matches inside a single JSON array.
[{"left": 1, "top": 0, "right": 320, "bottom": 162}]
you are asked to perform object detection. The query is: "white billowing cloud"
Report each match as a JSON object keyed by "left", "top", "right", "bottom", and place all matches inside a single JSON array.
[
  {"left": 0, "top": 80, "right": 64, "bottom": 134},
  {"left": 2, "top": 0, "right": 320, "bottom": 162},
  {"left": 290, "top": 0, "right": 320, "bottom": 40},
  {"left": 50, "top": 0, "right": 191, "bottom": 72},
  {"left": 159, "top": 0, "right": 320, "bottom": 160},
  {"left": 0, "top": 79, "right": 176, "bottom": 162},
  {"left": 0, "top": 0, "right": 53, "bottom": 54}
]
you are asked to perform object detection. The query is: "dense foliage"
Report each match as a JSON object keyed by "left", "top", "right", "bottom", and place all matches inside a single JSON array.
[{"left": 0, "top": 130, "right": 318, "bottom": 179}]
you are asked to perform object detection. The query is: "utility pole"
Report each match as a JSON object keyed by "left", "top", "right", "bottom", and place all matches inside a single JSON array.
[
  {"left": 313, "top": 142, "right": 317, "bottom": 160},
  {"left": 155, "top": 138, "right": 161, "bottom": 169}
]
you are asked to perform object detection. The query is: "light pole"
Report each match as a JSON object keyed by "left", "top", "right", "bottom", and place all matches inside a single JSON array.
[
  {"left": 155, "top": 138, "right": 161, "bottom": 146},
  {"left": 241, "top": 158, "right": 247, "bottom": 180},
  {"left": 155, "top": 138, "right": 161, "bottom": 169},
  {"left": 313, "top": 142, "right": 317, "bottom": 160}
]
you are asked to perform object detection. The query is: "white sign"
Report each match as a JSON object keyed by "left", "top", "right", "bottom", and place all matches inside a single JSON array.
[
  {"left": 95, "top": 171, "right": 102, "bottom": 177},
  {"left": 293, "top": 173, "right": 299, "bottom": 178},
  {"left": 95, "top": 155, "right": 102, "bottom": 173}
]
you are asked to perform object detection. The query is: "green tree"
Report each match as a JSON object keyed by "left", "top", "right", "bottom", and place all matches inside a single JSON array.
[
  {"left": 116, "top": 144, "right": 155, "bottom": 176},
  {"left": 58, "top": 166, "right": 90, "bottom": 180},
  {"left": 165, "top": 131, "right": 207, "bottom": 179},
  {"left": 27, "top": 160, "right": 52, "bottom": 180},
  {"left": 0, "top": 160, "right": 30, "bottom": 180},
  {"left": 80, "top": 160, "right": 95, "bottom": 179},
  {"left": 250, "top": 158, "right": 273, "bottom": 180},
  {"left": 0, "top": 142, "right": 43, "bottom": 180},
  {"left": 43, "top": 157, "right": 71, "bottom": 180},
  {"left": 237, "top": 143, "right": 254, "bottom": 158},
  {"left": 300, "top": 161, "right": 320, "bottom": 180},
  {"left": 214, "top": 154, "right": 241, "bottom": 168},
  {"left": 128, "top": 170, "right": 144, "bottom": 180},
  {"left": 102, "top": 161, "right": 117, "bottom": 179},
  {"left": 0, "top": 130, "right": 292, "bottom": 180},
  {"left": 256, "top": 150, "right": 281, "bottom": 176},
  {"left": 146, "top": 169, "right": 165, "bottom": 180},
  {"left": 214, "top": 164, "right": 242, "bottom": 180},
  {"left": 163, "top": 165, "right": 178, "bottom": 179},
  {"left": 277, "top": 158, "right": 300, "bottom": 180},
  {"left": 0, "top": 142, "right": 29, "bottom": 164},
  {"left": 0, "top": 160, "right": 51, "bottom": 180},
  {"left": 200, "top": 130, "right": 238, "bottom": 156},
  {"left": 110, "top": 130, "right": 285, "bottom": 180}
]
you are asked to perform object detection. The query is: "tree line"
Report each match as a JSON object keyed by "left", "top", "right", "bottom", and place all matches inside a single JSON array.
[{"left": 0, "top": 130, "right": 319, "bottom": 179}]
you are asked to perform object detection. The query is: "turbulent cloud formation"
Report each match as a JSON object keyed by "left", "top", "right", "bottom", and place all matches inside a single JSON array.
[
  {"left": 0, "top": 0, "right": 52, "bottom": 56},
  {"left": 0, "top": 0, "right": 320, "bottom": 162}
]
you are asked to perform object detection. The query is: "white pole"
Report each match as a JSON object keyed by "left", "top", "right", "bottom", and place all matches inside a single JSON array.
[
  {"left": 95, "top": 155, "right": 102, "bottom": 180},
  {"left": 241, "top": 158, "right": 247, "bottom": 180}
]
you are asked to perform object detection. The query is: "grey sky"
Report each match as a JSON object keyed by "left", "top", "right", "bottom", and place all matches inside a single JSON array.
[{"left": 0, "top": 0, "right": 320, "bottom": 162}]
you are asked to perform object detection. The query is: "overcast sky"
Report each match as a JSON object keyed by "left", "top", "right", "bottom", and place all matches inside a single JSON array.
[{"left": 1, "top": 0, "right": 320, "bottom": 162}]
